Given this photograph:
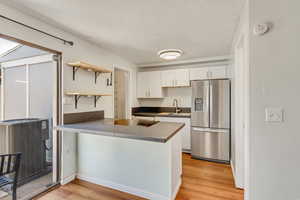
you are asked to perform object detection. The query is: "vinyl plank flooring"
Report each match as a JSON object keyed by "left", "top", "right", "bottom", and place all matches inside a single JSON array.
[{"left": 35, "top": 153, "right": 243, "bottom": 200}]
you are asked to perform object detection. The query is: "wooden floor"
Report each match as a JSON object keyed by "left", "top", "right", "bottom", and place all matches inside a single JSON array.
[{"left": 36, "top": 153, "right": 243, "bottom": 200}]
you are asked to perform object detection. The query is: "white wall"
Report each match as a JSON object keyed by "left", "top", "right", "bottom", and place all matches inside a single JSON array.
[
  {"left": 230, "top": 0, "right": 249, "bottom": 190},
  {"left": 138, "top": 87, "right": 192, "bottom": 108},
  {"left": 248, "top": 0, "right": 300, "bottom": 200},
  {"left": 0, "top": 3, "right": 137, "bottom": 182}
]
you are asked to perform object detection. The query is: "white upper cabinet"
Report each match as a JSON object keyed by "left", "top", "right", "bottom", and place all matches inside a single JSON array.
[
  {"left": 189, "top": 65, "right": 228, "bottom": 80},
  {"left": 189, "top": 67, "right": 209, "bottom": 80},
  {"left": 161, "top": 69, "right": 190, "bottom": 87},
  {"left": 137, "top": 72, "right": 149, "bottom": 98},
  {"left": 137, "top": 71, "right": 163, "bottom": 98},
  {"left": 161, "top": 70, "right": 175, "bottom": 87},
  {"left": 175, "top": 69, "right": 190, "bottom": 87},
  {"left": 148, "top": 71, "right": 163, "bottom": 98},
  {"left": 209, "top": 66, "right": 227, "bottom": 79}
]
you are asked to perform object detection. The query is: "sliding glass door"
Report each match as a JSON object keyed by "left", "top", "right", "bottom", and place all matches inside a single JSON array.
[{"left": 0, "top": 50, "right": 61, "bottom": 199}]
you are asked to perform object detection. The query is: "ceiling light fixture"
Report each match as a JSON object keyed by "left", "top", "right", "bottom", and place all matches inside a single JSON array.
[{"left": 158, "top": 49, "right": 183, "bottom": 60}]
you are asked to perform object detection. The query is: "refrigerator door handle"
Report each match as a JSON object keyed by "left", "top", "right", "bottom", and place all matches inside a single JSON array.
[
  {"left": 192, "top": 127, "right": 229, "bottom": 133},
  {"left": 192, "top": 127, "right": 209, "bottom": 132}
]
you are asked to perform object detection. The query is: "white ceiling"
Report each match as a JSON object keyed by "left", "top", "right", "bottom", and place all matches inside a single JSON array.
[{"left": 2, "top": 0, "right": 244, "bottom": 65}]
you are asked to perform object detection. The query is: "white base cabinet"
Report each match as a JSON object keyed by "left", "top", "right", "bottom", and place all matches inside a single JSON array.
[{"left": 156, "top": 117, "right": 191, "bottom": 152}]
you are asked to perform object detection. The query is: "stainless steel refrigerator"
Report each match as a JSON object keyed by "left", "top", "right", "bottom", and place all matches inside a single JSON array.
[{"left": 191, "top": 79, "right": 230, "bottom": 163}]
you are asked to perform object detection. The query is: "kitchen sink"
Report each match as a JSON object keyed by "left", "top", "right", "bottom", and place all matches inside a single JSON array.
[{"left": 157, "top": 112, "right": 191, "bottom": 117}]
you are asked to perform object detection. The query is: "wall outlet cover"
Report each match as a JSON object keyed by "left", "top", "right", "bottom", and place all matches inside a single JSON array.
[{"left": 265, "top": 107, "right": 284, "bottom": 123}]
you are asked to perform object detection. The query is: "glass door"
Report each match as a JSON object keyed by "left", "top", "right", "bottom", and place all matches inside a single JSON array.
[{"left": 0, "top": 41, "right": 61, "bottom": 199}]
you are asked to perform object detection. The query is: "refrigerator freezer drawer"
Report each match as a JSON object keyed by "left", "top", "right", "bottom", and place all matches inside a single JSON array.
[{"left": 191, "top": 128, "right": 230, "bottom": 162}]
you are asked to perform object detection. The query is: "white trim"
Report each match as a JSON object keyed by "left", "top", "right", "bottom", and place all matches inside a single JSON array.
[
  {"left": 113, "top": 67, "right": 130, "bottom": 119},
  {"left": 233, "top": 34, "right": 245, "bottom": 189},
  {"left": 26, "top": 64, "right": 30, "bottom": 118},
  {"left": 138, "top": 55, "right": 230, "bottom": 68},
  {"left": 0, "top": 44, "right": 22, "bottom": 58},
  {"left": 113, "top": 64, "right": 135, "bottom": 118},
  {"left": 51, "top": 58, "right": 59, "bottom": 183},
  {"left": 1, "top": 54, "right": 54, "bottom": 68},
  {"left": 231, "top": 160, "right": 244, "bottom": 189},
  {"left": 1, "top": 66, "right": 4, "bottom": 120},
  {"left": 231, "top": 160, "right": 236, "bottom": 182},
  {"left": 172, "top": 178, "right": 182, "bottom": 200},
  {"left": 231, "top": 1, "right": 250, "bottom": 199},
  {"left": 77, "top": 174, "right": 171, "bottom": 200},
  {"left": 60, "top": 174, "right": 76, "bottom": 185}
]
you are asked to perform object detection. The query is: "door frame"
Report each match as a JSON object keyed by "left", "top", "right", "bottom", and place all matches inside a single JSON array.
[
  {"left": 0, "top": 34, "right": 63, "bottom": 187},
  {"left": 113, "top": 66, "right": 131, "bottom": 119},
  {"left": 232, "top": 16, "right": 250, "bottom": 198}
]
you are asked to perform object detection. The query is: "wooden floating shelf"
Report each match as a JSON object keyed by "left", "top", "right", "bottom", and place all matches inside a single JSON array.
[
  {"left": 65, "top": 92, "right": 112, "bottom": 109},
  {"left": 67, "top": 61, "right": 113, "bottom": 84},
  {"left": 67, "top": 61, "right": 112, "bottom": 73}
]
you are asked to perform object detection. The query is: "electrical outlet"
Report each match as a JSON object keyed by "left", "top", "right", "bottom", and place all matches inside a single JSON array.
[{"left": 265, "top": 108, "right": 284, "bottom": 123}]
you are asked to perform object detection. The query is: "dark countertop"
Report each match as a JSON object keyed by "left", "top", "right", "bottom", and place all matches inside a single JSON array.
[
  {"left": 131, "top": 107, "right": 191, "bottom": 118},
  {"left": 132, "top": 112, "right": 191, "bottom": 118},
  {"left": 56, "top": 118, "right": 185, "bottom": 143}
]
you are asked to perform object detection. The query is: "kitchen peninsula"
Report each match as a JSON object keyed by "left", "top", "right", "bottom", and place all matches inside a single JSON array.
[{"left": 57, "top": 111, "right": 184, "bottom": 200}]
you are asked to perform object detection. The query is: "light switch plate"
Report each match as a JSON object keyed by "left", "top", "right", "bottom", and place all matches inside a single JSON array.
[{"left": 265, "top": 108, "right": 284, "bottom": 123}]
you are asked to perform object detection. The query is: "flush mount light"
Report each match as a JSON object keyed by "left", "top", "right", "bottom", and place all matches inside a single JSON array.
[{"left": 158, "top": 49, "right": 183, "bottom": 60}]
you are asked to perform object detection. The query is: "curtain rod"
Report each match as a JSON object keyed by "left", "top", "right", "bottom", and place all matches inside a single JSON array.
[{"left": 0, "top": 14, "right": 74, "bottom": 46}]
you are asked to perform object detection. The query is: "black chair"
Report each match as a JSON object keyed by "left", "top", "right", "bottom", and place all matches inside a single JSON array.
[{"left": 0, "top": 153, "right": 22, "bottom": 200}]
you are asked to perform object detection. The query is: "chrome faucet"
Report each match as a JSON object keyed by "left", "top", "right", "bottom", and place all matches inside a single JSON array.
[{"left": 173, "top": 99, "right": 181, "bottom": 113}]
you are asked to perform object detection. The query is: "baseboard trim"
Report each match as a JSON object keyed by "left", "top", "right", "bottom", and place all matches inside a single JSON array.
[
  {"left": 230, "top": 160, "right": 237, "bottom": 186},
  {"left": 77, "top": 174, "right": 171, "bottom": 200},
  {"left": 61, "top": 173, "right": 76, "bottom": 185},
  {"left": 172, "top": 178, "right": 182, "bottom": 200},
  {"left": 231, "top": 160, "right": 244, "bottom": 189}
]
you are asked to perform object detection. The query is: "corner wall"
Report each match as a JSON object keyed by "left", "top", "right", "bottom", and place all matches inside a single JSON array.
[
  {"left": 249, "top": 0, "right": 300, "bottom": 199},
  {"left": 230, "top": 0, "right": 249, "bottom": 190},
  {"left": 0, "top": 3, "right": 137, "bottom": 183}
]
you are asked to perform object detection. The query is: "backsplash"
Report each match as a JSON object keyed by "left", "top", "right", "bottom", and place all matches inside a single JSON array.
[{"left": 138, "top": 87, "right": 192, "bottom": 107}]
